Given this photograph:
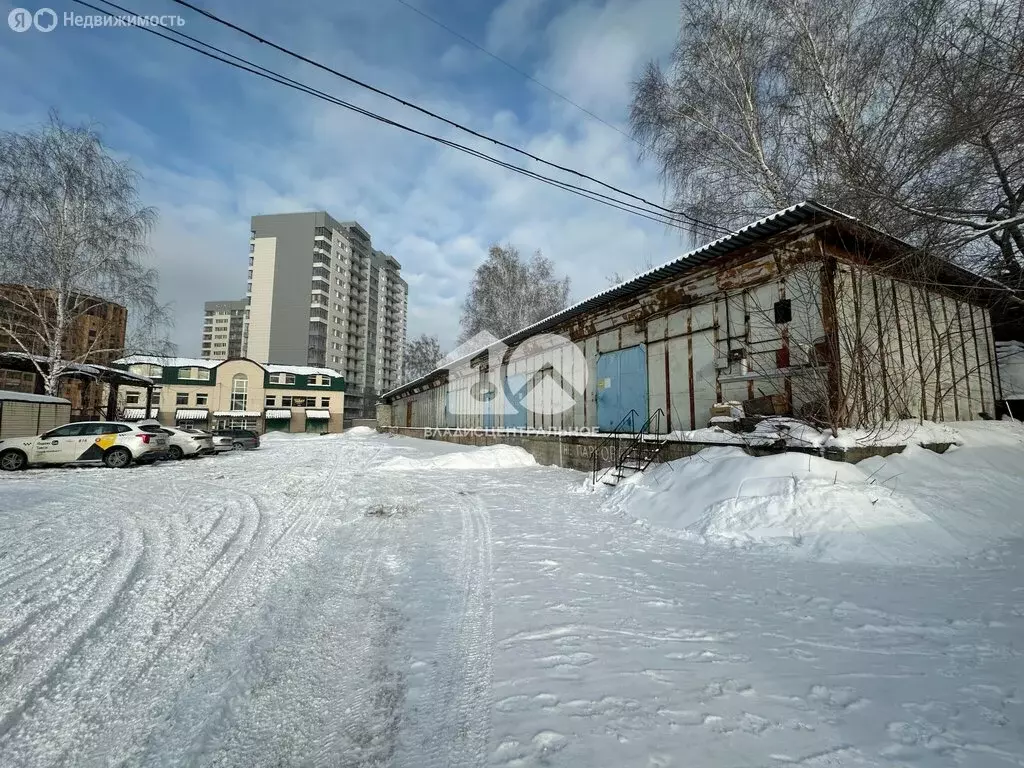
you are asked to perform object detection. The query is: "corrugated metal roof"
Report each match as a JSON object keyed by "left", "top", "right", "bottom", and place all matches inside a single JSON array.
[{"left": 381, "top": 200, "right": 1013, "bottom": 402}]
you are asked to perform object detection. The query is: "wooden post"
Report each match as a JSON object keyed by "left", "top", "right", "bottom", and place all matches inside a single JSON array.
[{"left": 106, "top": 383, "right": 118, "bottom": 421}]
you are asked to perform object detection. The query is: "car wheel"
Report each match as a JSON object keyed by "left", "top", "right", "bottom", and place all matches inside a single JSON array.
[
  {"left": 103, "top": 447, "right": 132, "bottom": 468},
  {"left": 232, "top": 441, "right": 244, "bottom": 450},
  {"left": 168, "top": 445, "right": 184, "bottom": 460},
  {"left": 0, "top": 449, "right": 27, "bottom": 471}
]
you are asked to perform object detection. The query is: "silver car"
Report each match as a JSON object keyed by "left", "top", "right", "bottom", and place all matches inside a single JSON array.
[
  {"left": 163, "top": 426, "right": 215, "bottom": 459},
  {"left": 211, "top": 433, "right": 235, "bottom": 453}
]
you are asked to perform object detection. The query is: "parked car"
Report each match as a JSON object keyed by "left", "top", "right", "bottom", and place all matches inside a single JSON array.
[
  {"left": 137, "top": 422, "right": 213, "bottom": 459},
  {"left": 0, "top": 421, "right": 169, "bottom": 471},
  {"left": 176, "top": 426, "right": 216, "bottom": 456},
  {"left": 212, "top": 428, "right": 261, "bottom": 451},
  {"left": 211, "top": 434, "right": 236, "bottom": 453}
]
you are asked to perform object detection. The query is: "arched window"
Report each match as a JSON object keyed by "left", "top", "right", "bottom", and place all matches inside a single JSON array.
[{"left": 230, "top": 373, "right": 248, "bottom": 411}]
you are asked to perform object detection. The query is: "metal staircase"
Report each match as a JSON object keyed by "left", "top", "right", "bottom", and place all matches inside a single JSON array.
[{"left": 591, "top": 409, "right": 669, "bottom": 486}]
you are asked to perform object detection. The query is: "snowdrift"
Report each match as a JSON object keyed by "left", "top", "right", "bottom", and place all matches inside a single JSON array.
[
  {"left": 343, "top": 426, "right": 377, "bottom": 437},
  {"left": 379, "top": 444, "right": 537, "bottom": 471},
  {"left": 670, "top": 417, "right": 971, "bottom": 450},
  {"left": 604, "top": 426, "right": 1024, "bottom": 564}
]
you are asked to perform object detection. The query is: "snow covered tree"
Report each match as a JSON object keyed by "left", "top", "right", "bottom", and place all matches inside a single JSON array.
[
  {"left": 0, "top": 113, "right": 170, "bottom": 394},
  {"left": 402, "top": 333, "right": 442, "bottom": 382},
  {"left": 630, "top": 0, "right": 1024, "bottom": 284},
  {"left": 459, "top": 244, "right": 570, "bottom": 343}
]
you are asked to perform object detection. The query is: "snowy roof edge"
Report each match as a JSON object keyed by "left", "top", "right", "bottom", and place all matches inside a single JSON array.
[{"left": 114, "top": 355, "right": 344, "bottom": 379}]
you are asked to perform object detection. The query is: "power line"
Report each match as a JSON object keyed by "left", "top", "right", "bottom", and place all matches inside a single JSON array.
[
  {"left": 72, "top": 0, "right": 693, "bottom": 231},
  {"left": 391, "top": 0, "right": 641, "bottom": 149},
  {"left": 166, "top": 0, "right": 730, "bottom": 237}
]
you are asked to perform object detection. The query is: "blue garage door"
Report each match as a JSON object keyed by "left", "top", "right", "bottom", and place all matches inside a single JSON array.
[
  {"left": 504, "top": 372, "right": 528, "bottom": 428},
  {"left": 596, "top": 345, "right": 648, "bottom": 432}
]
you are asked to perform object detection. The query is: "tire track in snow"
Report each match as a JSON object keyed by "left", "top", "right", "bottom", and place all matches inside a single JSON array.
[
  {"left": 82, "top": 440, "right": 382, "bottom": 763},
  {"left": 35, "top": 471, "right": 279, "bottom": 766},
  {"left": 0, "top": 534, "right": 119, "bottom": 652},
  {"left": 156, "top": 503, "right": 398, "bottom": 765},
  {"left": 0, "top": 477, "right": 198, "bottom": 759},
  {"left": 0, "top": 514, "right": 147, "bottom": 745},
  {"left": 404, "top": 480, "right": 495, "bottom": 768}
]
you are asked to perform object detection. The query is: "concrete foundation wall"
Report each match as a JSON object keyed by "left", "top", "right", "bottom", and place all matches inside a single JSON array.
[{"left": 378, "top": 426, "right": 953, "bottom": 472}]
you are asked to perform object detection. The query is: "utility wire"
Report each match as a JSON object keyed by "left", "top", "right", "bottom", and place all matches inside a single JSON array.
[
  {"left": 72, "top": 0, "right": 693, "bottom": 231},
  {"left": 166, "top": 0, "right": 730, "bottom": 237},
  {"left": 391, "top": 0, "right": 642, "bottom": 149}
]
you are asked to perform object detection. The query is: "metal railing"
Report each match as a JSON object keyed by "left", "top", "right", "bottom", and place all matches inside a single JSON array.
[
  {"left": 590, "top": 409, "right": 639, "bottom": 483},
  {"left": 617, "top": 408, "right": 667, "bottom": 475}
]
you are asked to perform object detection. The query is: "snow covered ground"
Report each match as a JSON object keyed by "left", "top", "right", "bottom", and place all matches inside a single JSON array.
[{"left": 1, "top": 428, "right": 1023, "bottom": 766}]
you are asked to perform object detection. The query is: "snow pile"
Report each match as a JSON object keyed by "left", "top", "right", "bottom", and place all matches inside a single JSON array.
[
  {"left": 826, "top": 419, "right": 962, "bottom": 448},
  {"left": 379, "top": 444, "right": 537, "bottom": 471},
  {"left": 856, "top": 433, "right": 1024, "bottom": 550},
  {"left": 344, "top": 426, "right": 377, "bottom": 437},
  {"left": 667, "top": 427, "right": 756, "bottom": 445},
  {"left": 606, "top": 447, "right": 967, "bottom": 564},
  {"left": 668, "top": 418, "right": 974, "bottom": 450},
  {"left": 259, "top": 431, "right": 332, "bottom": 442},
  {"left": 753, "top": 417, "right": 827, "bottom": 447}
]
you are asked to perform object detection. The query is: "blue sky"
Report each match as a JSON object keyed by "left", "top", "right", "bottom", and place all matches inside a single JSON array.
[{"left": 0, "top": 0, "right": 690, "bottom": 356}]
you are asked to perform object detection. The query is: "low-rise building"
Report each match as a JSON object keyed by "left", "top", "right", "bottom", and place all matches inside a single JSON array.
[
  {"left": 113, "top": 356, "right": 346, "bottom": 433},
  {"left": 381, "top": 202, "right": 1012, "bottom": 435}
]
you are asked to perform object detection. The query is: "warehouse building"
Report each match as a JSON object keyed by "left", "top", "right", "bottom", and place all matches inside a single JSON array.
[
  {"left": 380, "top": 202, "right": 1012, "bottom": 438},
  {"left": 113, "top": 356, "right": 346, "bottom": 434}
]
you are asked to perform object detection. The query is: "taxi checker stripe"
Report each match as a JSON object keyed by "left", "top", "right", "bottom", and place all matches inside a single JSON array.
[{"left": 76, "top": 434, "right": 120, "bottom": 462}]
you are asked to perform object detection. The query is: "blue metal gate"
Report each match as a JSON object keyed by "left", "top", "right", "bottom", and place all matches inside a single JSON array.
[{"left": 596, "top": 345, "right": 648, "bottom": 432}]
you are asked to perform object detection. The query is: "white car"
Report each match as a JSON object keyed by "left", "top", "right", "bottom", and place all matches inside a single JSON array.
[
  {"left": 137, "top": 423, "right": 214, "bottom": 459},
  {"left": 0, "top": 421, "right": 168, "bottom": 471}
]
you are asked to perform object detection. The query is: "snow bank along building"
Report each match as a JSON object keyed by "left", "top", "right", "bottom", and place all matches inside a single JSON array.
[
  {"left": 112, "top": 356, "right": 346, "bottom": 434},
  {"left": 380, "top": 202, "right": 1014, "bottom": 450}
]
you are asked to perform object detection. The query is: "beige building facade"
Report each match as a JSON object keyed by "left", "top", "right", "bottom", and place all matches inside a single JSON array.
[{"left": 113, "top": 356, "right": 346, "bottom": 433}]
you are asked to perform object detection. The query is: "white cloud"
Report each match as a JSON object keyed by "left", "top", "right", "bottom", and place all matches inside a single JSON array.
[{"left": 484, "top": 0, "right": 551, "bottom": 56}]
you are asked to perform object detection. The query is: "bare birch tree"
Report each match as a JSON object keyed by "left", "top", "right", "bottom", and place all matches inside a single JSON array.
[
  {"left": 402, "top": 333, "right": 442, "bottom": 383},
  {"left": 459, "top": 244, "right": 570, "bottom": 342},
  {"left": 0, "top": 113, "right": 170, "bottom": 394},
  {"left": 630, "top": 0, "right": 1024, "bottom": 284}
]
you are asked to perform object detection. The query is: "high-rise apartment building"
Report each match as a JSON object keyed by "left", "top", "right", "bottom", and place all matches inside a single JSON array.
[
  {"left": 200, "top": 299, "right": 246, "bottom": 359},
  {"left": 242, "top": 212, "right": 407, "bottom": 420}
]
